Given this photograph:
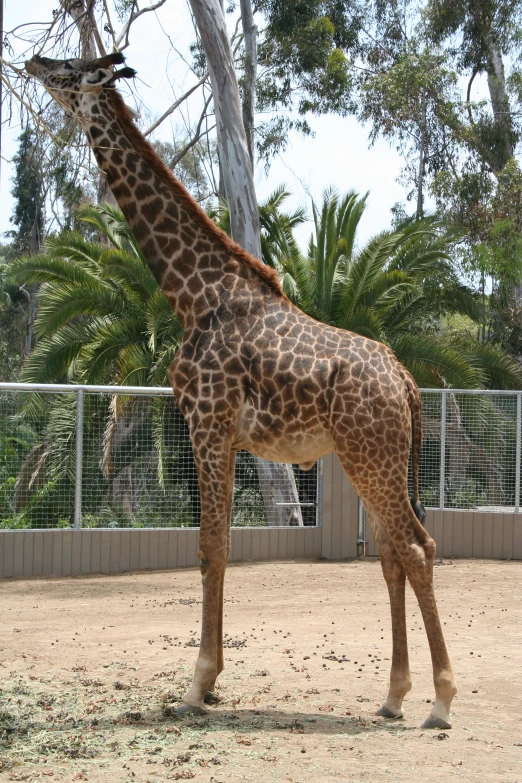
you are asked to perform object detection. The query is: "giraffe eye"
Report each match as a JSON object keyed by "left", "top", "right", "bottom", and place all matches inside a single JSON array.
[{"left": 63, "top": 62, "right": 73, "bottom": 70}]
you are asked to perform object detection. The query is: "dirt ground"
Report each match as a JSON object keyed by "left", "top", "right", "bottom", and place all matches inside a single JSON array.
[{"left": 0, "top": 559, "right": 520, "bottom": 783}]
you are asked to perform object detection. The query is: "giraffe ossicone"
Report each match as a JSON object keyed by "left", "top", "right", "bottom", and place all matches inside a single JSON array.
[{"left": 25, "top": 53, "right": 457, "bottom": 728}]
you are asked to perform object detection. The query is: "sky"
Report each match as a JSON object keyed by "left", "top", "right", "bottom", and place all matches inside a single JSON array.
[{"left": 2, "top": 0, "right": 415, "bottom": 249}]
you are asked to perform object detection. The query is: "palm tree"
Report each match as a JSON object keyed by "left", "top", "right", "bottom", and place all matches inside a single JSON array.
[
  {"left": 12, "top": 203, "right": 182, "bottom": 387},
  {"left": 7, "top": 204, "right": 196, "bottom": 527},
  {"left": 274, "top": 189, "right": 522, "bottom": 390}
]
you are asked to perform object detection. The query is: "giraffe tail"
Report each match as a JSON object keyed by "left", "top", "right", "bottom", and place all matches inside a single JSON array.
[{"left": 406, "top": 374, "right": 426, "bottom": 526}]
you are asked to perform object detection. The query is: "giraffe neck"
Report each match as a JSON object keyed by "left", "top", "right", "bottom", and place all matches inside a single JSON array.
[{"left": 82, "top": 90, "right": 279, "bottom": 328}]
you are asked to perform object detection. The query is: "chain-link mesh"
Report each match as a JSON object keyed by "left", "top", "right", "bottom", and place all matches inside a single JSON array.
[
  {"left": 413, "top": 391, "right": 520, "bottom": 510},
  {"left": 0, "top": 390, "right": 78, "bottom": 529},
  {"left": 1, "top": 388, "right": 318, "bottom": 529},
  {"left": 2, "top": 386, "right": 521, "bottom": 528}
]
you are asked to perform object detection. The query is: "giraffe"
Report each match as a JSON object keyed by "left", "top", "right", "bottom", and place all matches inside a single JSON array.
[{"left": 25, "top": 53, "right": 457, "bottom": 729}]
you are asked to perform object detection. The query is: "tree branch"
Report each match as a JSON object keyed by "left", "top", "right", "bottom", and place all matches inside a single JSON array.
[
  {"left": 239, "top": 0, "right": 257, "bottom": 166},
  {"left": 102, "top": 0, "right": 118, "bottom": 52},
  {"left": 144, "top": 72, "right": 209, "bottom": 136},
  {"left": 170, "top": 93, "right": 213, "bottom": 168},
  {"left": 115, "top": 0, "right": 167, "bottom": 49},
  {"left": 466, "top": 67, "right": 478, "bottom": 126}
]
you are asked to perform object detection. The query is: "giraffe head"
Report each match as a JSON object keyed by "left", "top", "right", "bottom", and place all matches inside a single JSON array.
[{"left": 25, "top": 53, "right": 136, "bottom": 123}]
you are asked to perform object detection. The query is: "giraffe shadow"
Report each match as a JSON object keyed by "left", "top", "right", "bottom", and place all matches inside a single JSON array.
[{"left": 156, "top": 707, "right": 413, "bottom": 736}]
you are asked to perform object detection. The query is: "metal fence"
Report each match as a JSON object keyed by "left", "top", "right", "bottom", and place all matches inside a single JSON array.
[
  {"left": 1, "top": 384, "right": 521, "bottom": 531},
  {"left": 416, "top": 389, "right": 521, "bottom": 512},
  {"left": 0, "top": 383, "right": 319, "bottom": 530}
]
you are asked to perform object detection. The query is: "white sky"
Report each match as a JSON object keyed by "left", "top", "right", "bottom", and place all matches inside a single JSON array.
[{"left": 1, "top": 0, "right": 425, "bottom": 249}]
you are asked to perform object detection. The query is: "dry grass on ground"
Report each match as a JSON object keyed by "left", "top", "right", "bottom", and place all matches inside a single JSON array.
[{"left": 0, "top": 559, "right": 520, "bottom": 782}]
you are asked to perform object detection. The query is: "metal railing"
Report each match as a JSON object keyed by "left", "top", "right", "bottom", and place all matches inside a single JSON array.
[{"left": 0, "top": 383, "right": 319, "bottom": 530}]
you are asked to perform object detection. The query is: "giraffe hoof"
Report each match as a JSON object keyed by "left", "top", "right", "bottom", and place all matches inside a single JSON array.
[
  {"left": 376, "top": 705, "right": 403, "bottom": 719},
  {"left": 421, "top": 716, "right": 452, "bottom": 730},
  {"left": 204, "top": 691, "right": 221, "bottom": 705},
  {"left": 164, "top": 703, "right": 208, "bottom": 717}
]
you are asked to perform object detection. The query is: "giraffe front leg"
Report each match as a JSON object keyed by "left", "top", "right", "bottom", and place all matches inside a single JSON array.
[
  {"left": 366, "top": 509, "right": 411, "bottom": 720},
  {"left": 175, "top": 443, "right": 236, "bottom": 715}
]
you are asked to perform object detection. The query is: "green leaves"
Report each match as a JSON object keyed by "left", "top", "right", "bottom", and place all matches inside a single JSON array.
[{"left": 13, "top": 205, "right": 181, "bottom": 390}]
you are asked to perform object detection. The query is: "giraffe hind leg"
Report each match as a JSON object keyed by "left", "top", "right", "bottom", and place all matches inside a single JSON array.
[
  {"left": 371, "top": 495, "right": 457, "bottom": 728},
  {"left": 336, "top": 449, "right": 457, "bottom": 728}
]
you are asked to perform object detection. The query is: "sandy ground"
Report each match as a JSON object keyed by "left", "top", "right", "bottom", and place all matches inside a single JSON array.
[{"left": 0, "top": 558, "right": 520, "bottom": 783}]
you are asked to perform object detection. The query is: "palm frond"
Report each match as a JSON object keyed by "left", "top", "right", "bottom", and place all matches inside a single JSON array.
[{"left": 390, "top": 333, "right": 482, "bottom": 389}]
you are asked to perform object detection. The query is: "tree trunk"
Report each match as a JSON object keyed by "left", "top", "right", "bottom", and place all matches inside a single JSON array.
[
  {"left": 65, "top": 0, "right": 98, "bottom": 60},
  {"left": 484, "top": 32, "right": 513, "bottom": 176},
  {"left": 0, "top": 0, "right": 3, "bottom": 175},
  {"left": 239, "top": 0, "right": 257, "bottom": 167},
  {"left": 66, "top": 0, "right": 112, "bottom": 218},
  {"left": 416, "top": 94, "right": 427, "bottom": 220},
  {"left": 23, "top": 200, "right": 42, "bottom": 358},
  {"left": 188, "top": 0, "right": 303, "bottom": 526}
]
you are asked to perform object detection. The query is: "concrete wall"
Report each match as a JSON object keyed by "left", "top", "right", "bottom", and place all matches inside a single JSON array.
[
  {"left": 322, "top": 455, "right": 522, "bottom": 561},
  {"left": 0, "top": 525, "right": 323, "bottom": 578}
]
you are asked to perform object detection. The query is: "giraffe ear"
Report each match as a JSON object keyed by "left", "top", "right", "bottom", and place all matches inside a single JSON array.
[{"left": 110, "top": 67, "right": 137, "bottom": 82}]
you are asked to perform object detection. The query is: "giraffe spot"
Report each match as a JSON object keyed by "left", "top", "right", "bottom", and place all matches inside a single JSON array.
[
  {"left": 275, "top": 371, "right": 294, "bottom": 387},
  {"left": 105, "top": 164, "right": 119, "bottom": 182},
  {"left": 278, "top": 353, "right": 293, "bottom": 372},
  {"left": 136, "top": 183, "right": 155, "bottom": 200},
  {"left": 201, "top": 269, "right": 222, "bottom": 285},
  {"left": 159, "top": 236, "right": 181, "bottom": 256},
  {"left": 199, "top": 400, "right": 212, "bottom": 414},
  {"left": 165, "top": 270, "right": 183, "bottom": 289},
  {"left": 142, "top": 197, "right": 163, "bottom": 223},
  {"left": 296, "top": 380, "right": 319, "bottom": 404},
  {"left": 201, "top": 356, "right": 220, "bottom": 371},
  {"left": 187, "top": 275, "right": 202, "bottom": 295},
  {"left": 148, "top": 258, "right": 168, "bottom": 283},
  {"left": 269, "top": 395, "right": 283, "bottom": 416},
  {"left": 262, "top": 358, "right": 276, "bottom": 376},
  {"left": 224, "top": 357, "right": 243, "bottom": 376},
  {"left": 125, "top": 202, "right": 137, "bottom": 220},
  {"left": 141, "top": 238, "right": 157, "bottom": 256},
  {"left": 156, "top": 217, "right": 177, "bottom": 234},
  {"left": 204, "top": 288, "right": 219, "bottom": 309},
  {"left": 131, "top": 219, "right": 148, "bottom": 241},
  {"left": 126, "top": 152, "right": 140, "bottom": 173},
  {"left": 214, "top": 399, "right": 229, "bottom": 415},
  {"left": 139, "top": 163, "right": 153, "bottom": 181},
  {"left": 178, "top": 291, "right": 192, "bottom": 312},
  {"left": 300, "top": 332, "right": 314, "bottom": 346},
  {"left": 181, "top": 229, "right": 195, "bottom": 247},
  {"left": 165, "top": 202, "right": 179, "bottom": 220}
]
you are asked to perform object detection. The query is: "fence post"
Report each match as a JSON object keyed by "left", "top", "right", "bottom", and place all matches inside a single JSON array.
[
  {"left": 515, "top": 393, "right": 522, "bottom": 514},
  {"left": 316, "top": 458, "right": 323, "bottom": 527},
  {"left": 439, "top": 390, "right": 447, "bottom": 511},
  {"left": 74, "top": 389, "right": 84, "bottom": 529}
]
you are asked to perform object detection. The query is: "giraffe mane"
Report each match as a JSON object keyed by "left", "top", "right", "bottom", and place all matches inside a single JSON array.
[{"left": 108, "top": 89, "right": 285, "bottom": 297}]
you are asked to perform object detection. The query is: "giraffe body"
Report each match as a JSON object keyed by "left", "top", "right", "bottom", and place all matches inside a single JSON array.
[{"left": 25, "top": 53, "right": 457, "bottom": 729}]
